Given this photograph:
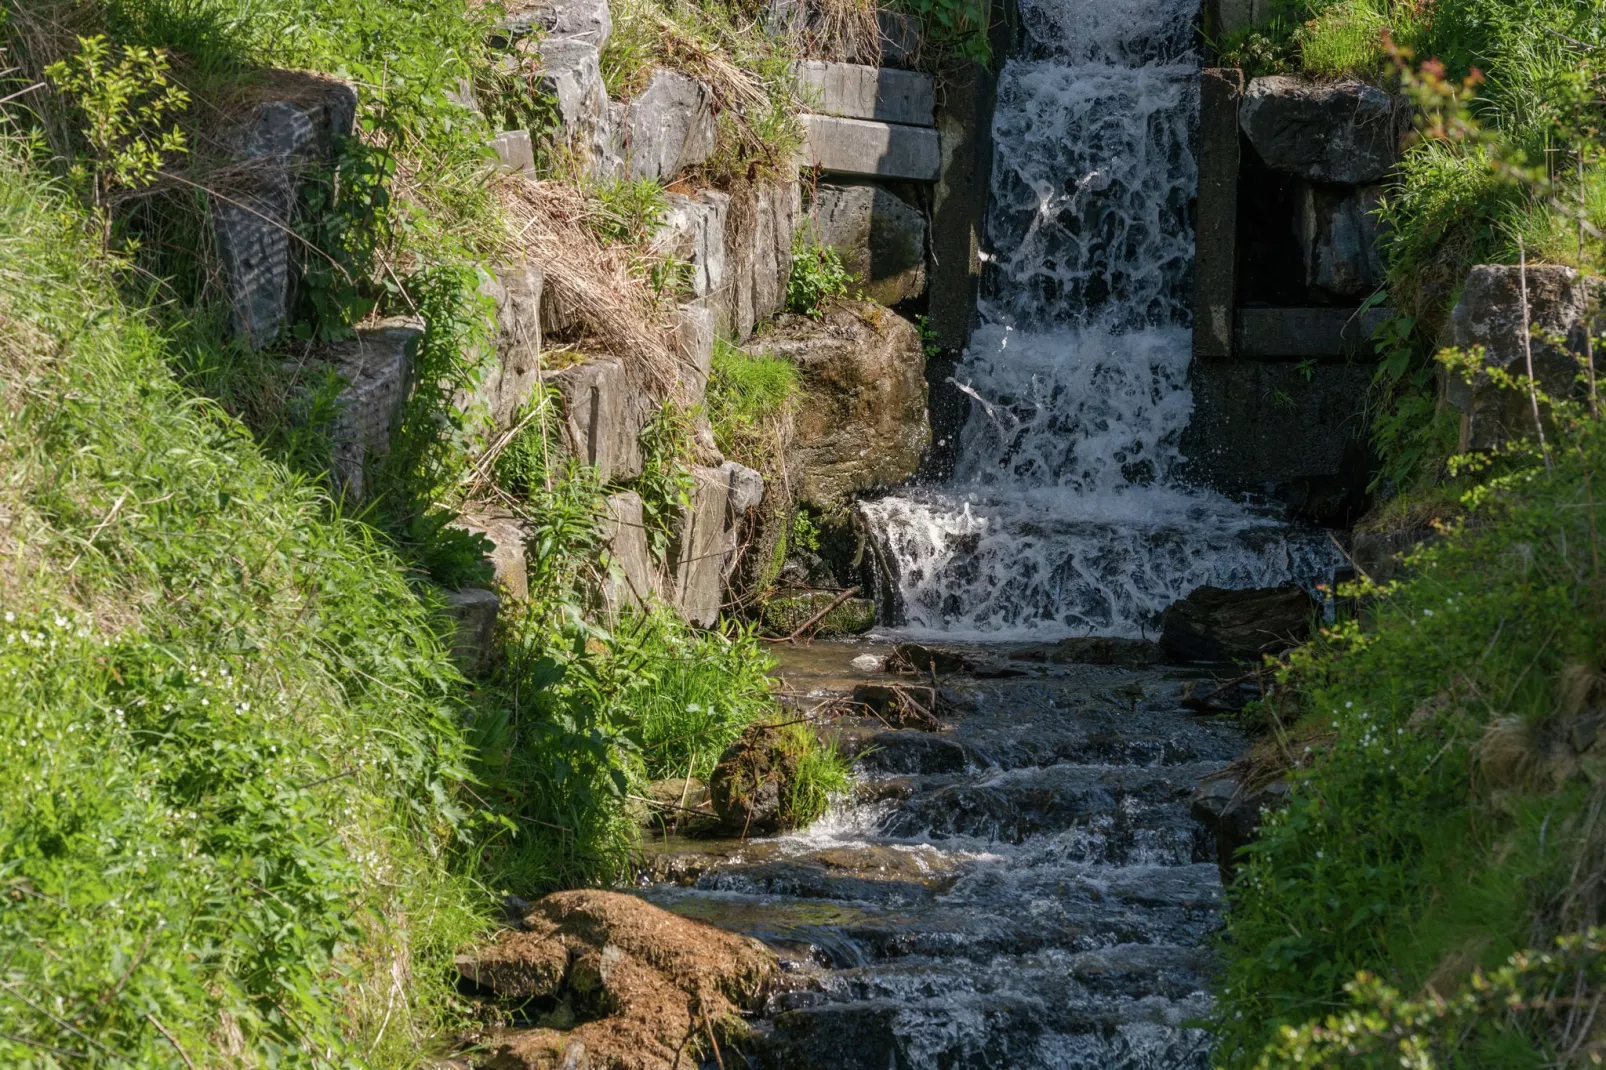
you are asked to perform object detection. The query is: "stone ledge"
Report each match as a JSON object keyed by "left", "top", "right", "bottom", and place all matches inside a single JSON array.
[
  {"left": 800, "top": 114, "right": 940, "bottom": 181},
  {"left": 1232, "top": 306, "right": 1393, "bottom": 360},
  {"left": 796, "top": 61, "right": 934, "bottom": 127}
]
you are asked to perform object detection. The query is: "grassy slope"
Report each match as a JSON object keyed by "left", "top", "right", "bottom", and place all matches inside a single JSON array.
[
  {"left": 0, "top": 157, "right": 480, "bottom": 1063},
  {"left": 1215, "top": 428, "right": 1606, "bottom": 1064}
]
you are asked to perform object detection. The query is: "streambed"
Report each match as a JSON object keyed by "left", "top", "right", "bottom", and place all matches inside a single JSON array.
[{"left": 635, "top": 641, "right": 1240, "bottom": 1068}]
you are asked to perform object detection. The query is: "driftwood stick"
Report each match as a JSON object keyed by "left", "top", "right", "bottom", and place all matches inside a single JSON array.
[{"left": 761, "top": 586, "right": 861, "bottom": 644}]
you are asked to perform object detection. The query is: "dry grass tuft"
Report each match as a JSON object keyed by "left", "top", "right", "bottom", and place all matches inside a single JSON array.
[
  {"left": 787, "top": 0, "right": 884, "bottom": 65},
  {"left": 499, "top": 176, "right": 685, "bottom": 399}
]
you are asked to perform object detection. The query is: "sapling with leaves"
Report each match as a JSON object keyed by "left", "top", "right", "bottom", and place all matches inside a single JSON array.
[{"left": 45, "top": 35, "right": 188, "bottom": 243}]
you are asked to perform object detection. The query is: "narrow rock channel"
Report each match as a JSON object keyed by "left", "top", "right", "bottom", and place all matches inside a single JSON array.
[{"left": 637, "top": 642, "right": 1239, "bottom": 1068}]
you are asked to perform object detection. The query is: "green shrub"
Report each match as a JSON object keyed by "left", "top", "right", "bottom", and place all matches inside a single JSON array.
[
  {"left": 1216, "top": 412, "right": 1606, "bottom": 1066},
  {"left": 786, "top": 231, "right": 854, "bottom": 317},
  {"left": 0, "top": 148, "right": 480, "bottom": 1066}
]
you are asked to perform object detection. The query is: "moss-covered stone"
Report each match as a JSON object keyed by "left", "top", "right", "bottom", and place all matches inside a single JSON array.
[{"left": 761, "top": 591, "right": 876, "bottom": 637}]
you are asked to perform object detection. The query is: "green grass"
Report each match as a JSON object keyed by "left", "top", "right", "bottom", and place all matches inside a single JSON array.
[
  {"left": 1215, "top": 415, "right": 1606, "bottom": 1066},
  {"left": 0, "top": 149, "right": 482, "bottom": 1066},
  {"left": 780, "top": 722, "right": 852, "bottom": 826},
  {"left": 707, "top": 338, "right": 798, "bottom": 470}
]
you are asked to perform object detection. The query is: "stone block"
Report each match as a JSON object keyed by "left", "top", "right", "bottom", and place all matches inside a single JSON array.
[
  {"left": 796, "top": 61, "right": 935, "bottom": 126},
  {"left": 536, "top": 38, "right": 610, "bottom": 175},
  {"left": 674, "top": 303, "right": 716, "bottom": 405},
  {"left": 545, "top": 358, "right": 652, "bottom": 482},
  {"left": 723, "top": 460, "right": 766, "bottom": 520},
  {"left": 669, "top": 465, "right": 733, "bottom": 627},
  {"left": 491, "top": 129, "right": 536, "bottom": 174},
  {"left": 654, "top": 191, "right": 729, "bottom": 304},
  {"left": 212, "top": 74, "right": 357, "bottom": 350},
  {"left": 1440, "top": 264, "right": 1600, "bottom": 450},
  {"left": 1180, "top": 358, "right": 1372, "bottom": 523},
  {"left": 1299, "top": 183, "right": 1385, "bottom": 300},
  {"left": 727, "top": 180, "right": 800, "bottom": 342},
  {"left": 501, "top": 0, "right": 612, "bottom": 47},
  {"left": 464, "top": 261, "right": 544, "bottom": 435},
  {"left": 452, "top": 507, "right": 529, "bottom": 601},
  {"left": 599, "top": 491, "right": 658, "bottom": 615},
  {"left": 1240, "top": 75, "right": 1401, "bottom": 184},
  {"left": 1192, "top": 69, "right": 1242, "bottom": 359},
  {"left": 444, "top": 588, "right": 500, "bottom": 674},
  {"left": 1233, "top": 306, "right": 1392, "bottom": 360},
  {"left": 810, "top": 182, "right": 927, "bottom": 306},
  {"left": 751, "top": 301, "right": 929, "bottom": 509},
  {"left": 301, "top": 323, "right": 418, "bottom": 503},
  {"left": 801, "top": 114, "right": 940, "bottom": 181},
  {"left": 616, "top": 70, "right": 717, "bottom": 182}
]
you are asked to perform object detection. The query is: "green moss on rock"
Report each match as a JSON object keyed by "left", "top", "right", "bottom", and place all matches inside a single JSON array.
[{"left": 761, "top": 591, "right": 876, "bottom": 637}]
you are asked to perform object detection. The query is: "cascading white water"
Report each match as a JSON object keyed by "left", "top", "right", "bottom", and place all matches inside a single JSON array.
[{"left": 859, "top": 0, "right": 1339, "bottom": 638}]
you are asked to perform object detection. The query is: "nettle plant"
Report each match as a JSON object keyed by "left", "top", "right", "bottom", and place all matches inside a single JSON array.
[{"left": 45, "top": 35, "right": 188, "bottom": 238}]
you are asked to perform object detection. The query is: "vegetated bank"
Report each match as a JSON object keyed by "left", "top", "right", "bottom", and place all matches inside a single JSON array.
[
  {"left": 1209, "top": 0, "right": 1606, "bottom": 1063},
  {"left": 0, "top": 0, "right": 871, "bottom": 1062}
]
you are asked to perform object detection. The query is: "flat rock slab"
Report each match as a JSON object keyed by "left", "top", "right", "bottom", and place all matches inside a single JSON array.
[
  {"left": 811, "top": 181, "right": 927, "bottom": 306},
  {"left": 297, "top": 323, "right": 418, "bottom": 503},
  {"left": 1240, "top": 75, "right": 1401, "bottom": 184},
  {"left": 801, "top": 114, "right": 940, "bottom": 180},
  {"left": 797, "top": 60, "right": 935, "bottom": 126},
  {"left": 499, "top": 0, "right": 612, "bottom": 47}
]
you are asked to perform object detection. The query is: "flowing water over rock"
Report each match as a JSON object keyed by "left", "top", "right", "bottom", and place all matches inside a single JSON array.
[
  {"left": 638, "top": 644, "right": 1238, "bottom": 1068},
  {"left": 858, "top": 0, "right": 1340, "bottom": 639}
]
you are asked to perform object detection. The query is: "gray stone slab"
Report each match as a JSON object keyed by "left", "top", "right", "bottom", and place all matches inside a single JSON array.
[
  {"left": 443, "top": 588, "right": 500, "bottom": 674},
  {"left": 462, "top": 261, "right": 543, "bottom": 436},
  {"left": 801, "top": 114, "right": 940, "bottom": 181},
  {"left": 811, "top": 182, "right": 927, "bottom": 306},
  {"left": 501, "top": 0, "right": 611, "bottom": 47},
  {"left": 545, "top": 358, "right": 651, "bottom": 482},
  {"left": 674, "top": 303, "right": 716, "bottom": 405},
  {"left": 600, "top": 491, "right": 658, "bottom": 615},
  {"left": 617, "top": 69, "right": 716, "bottom": 182},
  {"left": 1233, "top": 306, "right": 1393, "bottom": 360},
  {"left": 451, "top": 507, "right": 529, "bottom": 601},
  {"left": 1298, "top": 183, "right": 1386, "bottom": 301},
  {"left": 669, "top": 465, "right": 732, "bottom": 627},
  {"left": 1192, "top": 69, "right": 1242, "bottom": 360},
  {"left": 536, "top": 38, "right": 610, "bottom": 176},
  {"left": 797, "top": 61, "right": 935, "bottom": 126},
  {"left": 491, "top": 129, "right": 535, "bottom": 174},
  {"left": 308, "top": 323, "right": 418, "bottom": 503}
]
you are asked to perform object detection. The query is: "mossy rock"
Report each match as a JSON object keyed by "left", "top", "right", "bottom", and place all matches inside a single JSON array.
[{"left": 761, "top": 591, "right": 876, "bottom": 637}]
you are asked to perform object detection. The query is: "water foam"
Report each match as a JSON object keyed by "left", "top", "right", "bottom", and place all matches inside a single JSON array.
[{"left": 859, "top": 0, "right": 1340, "bottom": 638}]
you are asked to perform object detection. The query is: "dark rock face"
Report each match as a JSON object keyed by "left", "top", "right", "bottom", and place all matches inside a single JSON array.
[
  {"left": 1160, "top": 585, "right": 1317, "bottom": 663},
  {"left": 811, "top": 182, "right": 928, "bottom": 306},
  {"left": 751, "top": 301, "right": 930, "bottom": 509},
  {"left": 1189, "top": 774, "right": 1290, "bottom": 883},
  {"left": 1299, "top": 182, "right": 1386, "bottom": 300},
  {"left": 1239, "top": 76, "right": 1401, "bottom": 184},
  {"left": 1009, "top": 636, "right": 1163, "bottom": 667},
  {"left": 1440, "top": 264, "right": 1601, "bottom": 450}
]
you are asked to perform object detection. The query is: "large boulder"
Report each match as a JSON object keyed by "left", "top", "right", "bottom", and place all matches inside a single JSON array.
[
  {"left": 1159, "top": 585, "right": 1317, "bottom": 663},
  {"left": 751, "top": 301, "right": 930, "bottom": 509},
  {"left": 211, "top": 73, "right": 357, "bottom": 350},
  {"left": 1239, "top": 76, "right": 1400, "bottom": 184},
  {"left": 810, "top": 182, "right": 928, "bottom": 306},
  {"left": 1298, "top": 183, "right": 1385, "bottom": 301},
  {"left": 459, "top": 890, "right": 775, "bottom": 1070},
  {"left": 613, "top": 69, "right": 717, "bottom": 183},
  {"left": 1440, "top": 264, "right": 1600, "bottom": 450},
  {"left": 708, "top": 723, "right": 816, "bottom": 833}
]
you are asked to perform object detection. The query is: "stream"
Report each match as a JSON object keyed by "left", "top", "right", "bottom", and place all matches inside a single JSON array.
[{"left": 638, "top": 642, "right": 1238, "bottom": 1068}]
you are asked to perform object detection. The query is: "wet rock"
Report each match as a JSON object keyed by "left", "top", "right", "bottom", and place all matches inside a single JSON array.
[
  {"left": 1009, "top": 636, "right": 1163, "bottom": 667},
  {"left": 466, "top": 890, "right": 774, "bottom": 1070},
  {"left": 614, "top": 69, "right": 716, "bottom": 182},
  {"left": 1179, "top": 677, "right": 1261, "bottom": 715},
  {"left": 761, "top": 591, "right": 876, "bottom": 637},
  {"left": 850, "top": 730, "right": 969, "bottom": 775},
  {"left": 709, "top": 724, "right": 804, "bottom": 833},
  {"left": 810, "top": 182, "right": 928, "bottom": 306},
  {"left": 1239, "top": 76, "right": 1401, "bottom": 184},
  {"left": 1189, "top": 773, "right": 1290, "bottom": 883},
  {"left": 1440, "top": 264, "right": 1602, "bottom": 450},
  {"left": 451, "top": 506, "right": 529, "bottom": 601},
  {"left": 751, "top": 301, "right": 930, "bottom": 509},
  {"left": 1159, "top": 585, "right": 1317, "bottom": 663},
  {"left": 634, "top": 777, "right": 713, "bottom": 829},
  {"left": 851, "top": 682, "right": 940, "bottom": 728},
  {"left": 212, "top": 73, "right": 357, "bottom": 350},
  {"left": 545, "top": 358, "right": 652, "bottom": 482},
  {"left": 1299, "top": 182, "right": 1385, "bottom": 301},
  {"left": 850, "top": 653, "right": 886, "bottom": 673},
  {"left": 443, "top": 588, "right": 500, "bottom": 674}
]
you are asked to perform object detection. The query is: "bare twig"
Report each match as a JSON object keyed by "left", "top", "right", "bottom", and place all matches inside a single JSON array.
[
  {"left": 1518, "top": 240, "right": 1553, "bottom": 469},
  {"left": 761, "top": 585, "right": 861, "bottom": 644},
  {"left": 146, "top": 1014, "right": 196, "bottom": 1070}
]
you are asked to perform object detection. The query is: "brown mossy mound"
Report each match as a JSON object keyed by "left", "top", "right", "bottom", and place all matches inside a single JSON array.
[
  {"left": 458, "top": 890, "right": 776, "bottom": 1069},
  {"left": 708, "top": 723, "right": 802, "bottom": 835}
]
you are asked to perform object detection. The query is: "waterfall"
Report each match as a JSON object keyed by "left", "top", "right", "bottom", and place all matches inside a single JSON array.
[{"left": 858, "top": 0, "right": 1339, "bottom": 639}]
